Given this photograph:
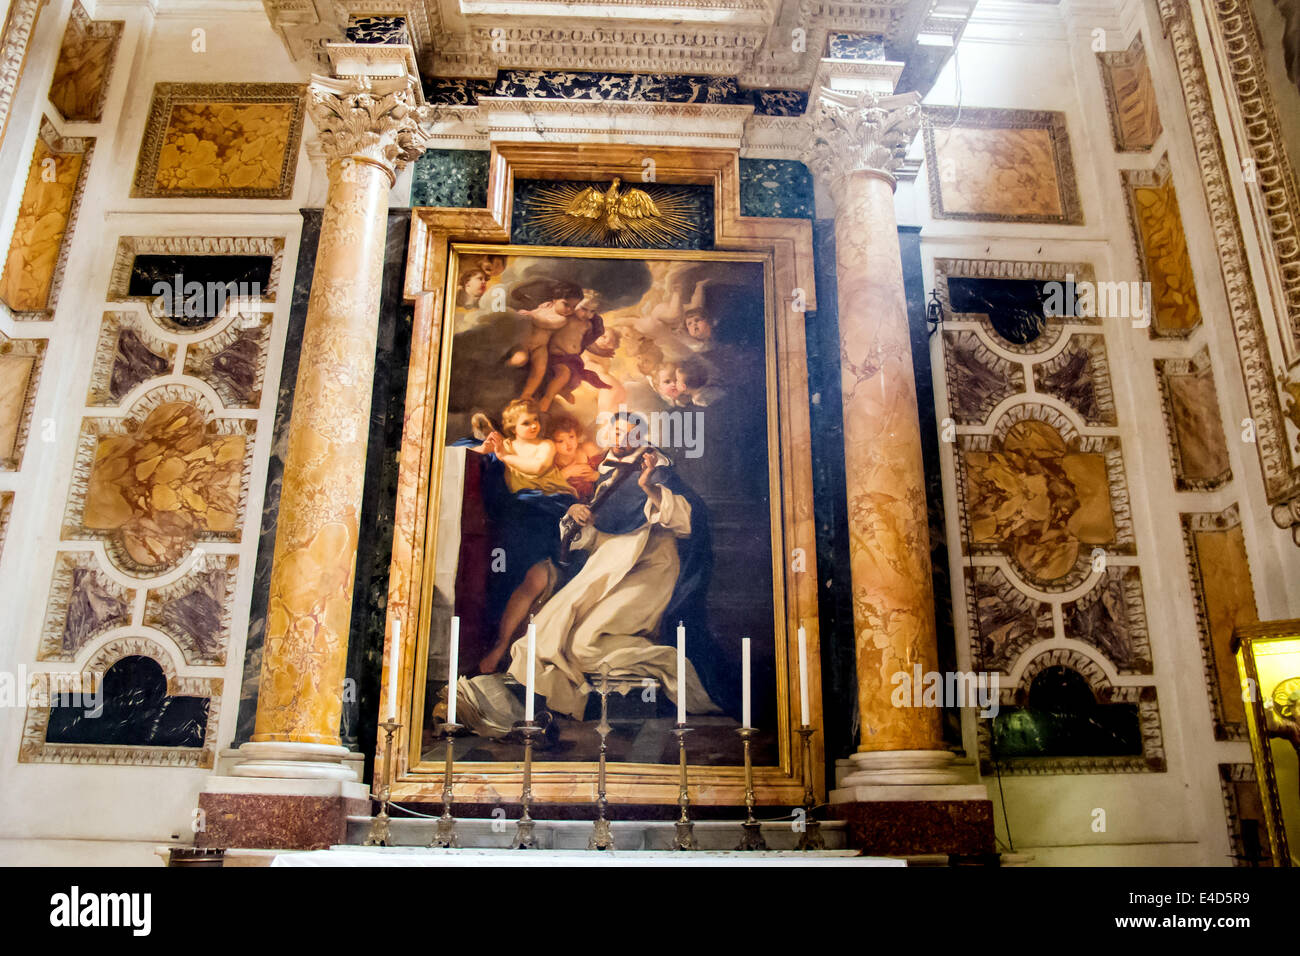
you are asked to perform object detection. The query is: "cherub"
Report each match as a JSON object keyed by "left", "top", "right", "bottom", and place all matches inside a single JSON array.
[
  {"left": 457, "top": 266, "right": 488, "bottom": 310},
  {"left": 506, "top": 278, "right": 584, "bottom": 403},
  {"left": 474, "top": 398, "right": 574, "bottom": 497},
  {"left": 654, "top": 361, "right": 685, "bottom": 403},
  {"left": 583, "top": 325, "right": 626, "bottom": 412},
  {"left": 549, "top": 413, "right": 602, "bottom": 500},
  {"left": 674, "top": 357, "right": 724, "bottom": 407},
  {"left": 538, "top": 289, "right": 610, "bottom": 411}
]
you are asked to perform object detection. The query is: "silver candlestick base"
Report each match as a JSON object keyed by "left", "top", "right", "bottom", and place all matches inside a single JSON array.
[
  {"left": 589, "top": 667, "right": 615, "bottom": 850},
  {"left": 795, "top": 725, "right": 826, "bottom": 851},
  {"left": 671, "top": 723, "right": 696, "bottom": 850},
  {"left": 512, "top": 721, "right": 543, "bottom": 849},
  {"left": 736, "top": 726, "right": 767, "bottom": 851},
  {"left": 430, "top": 721, "right": 462, "bottom": 849}
]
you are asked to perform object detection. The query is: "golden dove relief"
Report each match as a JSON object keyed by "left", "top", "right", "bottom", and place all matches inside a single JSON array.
[{"left": 527, "top": 178, "right": 695, "bottom": 246}]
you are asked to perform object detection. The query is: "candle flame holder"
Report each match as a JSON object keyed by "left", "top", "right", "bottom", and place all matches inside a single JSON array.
[
  {"left": 795, "top": 725, "right": 826, "bottom": 851},
  {"left": 430, "top": 721, "right": 462, "bottom": 849},
  {"left": 671, "top": 724, "right": 696, "bottom": 850},
  {"left": 736, "top": 726, "right": 767, "bottom": 851},
  {"left": 512, "top": 721, "right": 543, "bottom": 849},
  {"left": 364, "top": 718, "right": 402, "bottom": 847}
]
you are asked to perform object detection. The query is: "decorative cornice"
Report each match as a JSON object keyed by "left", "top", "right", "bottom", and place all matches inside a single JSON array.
[
  {"left": 802, "top": 87, "right": 920, "bottom": 201},
  {"left": 306, "top": 73, "right": 437, "bottom": 180}
]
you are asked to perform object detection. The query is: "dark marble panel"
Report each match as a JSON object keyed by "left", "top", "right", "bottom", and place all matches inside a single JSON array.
[
  {"left": 808, "top": 220, "right": 857, "bottom": 771},
  {"left": 234, "top": 210, "right": 321, "bottom": 745},
  {"left": 992, "top": 665, "right": 1143, "bottom": 757},
  {"left": 342, "top": 209, "right": 412, "bottom": 771},
  {"left": 46, "top": 656, "right": 208, "bottom": 747},
  {"left": 751, "top": 90, "right": 808, "bottom": 116},
  {"left": 410, "top": 149, "right": 489, "bottom": 208},
  {"left": 110, "top": 328, "right": 170, "bottom": 401},
  {"left": 899, "top": 226, "right": 960, "bottom": 747},
  {"left": 155, "top": 567, "right": 226, "bottom": 661},
  {"left": 738, "top": 159, "right": 814, "bottom": 218},
  {"left": 204, "top": 328, "right": 262, "bottom": 405},
  {"left": 826, "top": 33, "right": 887, "bottom": 60},
  {"left": 62, "top": 567, "right": 130, "bottom": 655},
  {"left": 422, "top": 77, "right": 494, "bottom": 105},
  {"left": 947, "top": 275, "right": 1056, "bottom": 346},
  {"left": 511, "top": 178, "right": 713, "bottom": 249},
  {"left": 196, "top": 791, "right": 369, "bottom": 850},
  {"left": 830, "top": 799, "right": 996, "bottom": 856},
  {"left": 127, "top": 254, "right": 273, "bottom": 329},
  {"left": 345, "top": 15, "right": 407, "bottom": 44}
]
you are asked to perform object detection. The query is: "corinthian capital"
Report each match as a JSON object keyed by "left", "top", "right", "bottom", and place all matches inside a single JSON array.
[
  {"left": 803, "top": 88, "right": 922, "bottom": 200},
  {"left": 307, "top": 74, "right": 437, "bottom": 183}
]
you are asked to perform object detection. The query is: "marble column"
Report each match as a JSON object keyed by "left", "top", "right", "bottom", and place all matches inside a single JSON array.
[
  {"left": 805, "top": 89, "right": 959, "bottom": 790},
  {"left": 235, "top": 74, "right": 433, "bottom": 780}
]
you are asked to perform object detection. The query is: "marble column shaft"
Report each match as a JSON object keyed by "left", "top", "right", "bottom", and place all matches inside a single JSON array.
[
  {"left": 807, "top": 89, "right": 945, "bottom": 756},
  {"left": 251, "top": 76, "right": 432, "bottom": 747}
]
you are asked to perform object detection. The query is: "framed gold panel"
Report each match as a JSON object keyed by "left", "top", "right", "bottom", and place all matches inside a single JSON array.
[{"left": 383, "top": 144, "right": 822, "bottom": 806}]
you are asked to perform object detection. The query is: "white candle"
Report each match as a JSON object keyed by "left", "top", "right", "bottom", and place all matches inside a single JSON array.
[
  {"left": 447, "top": 616, "right": 460, "bottom": 726},
  {"left": 386, "top": 619, "right": 400, "bottom": 722},
  {"left": 742, "top": 637, "right": 751, "bottom": 729},
  {"left": 797, "top": 624, "right": 810, "bottom": 728},
  {"left": 525, "top": 619, "right": 536, "bottom": 722},
  {"left": 676, "top": 622, "right": 686, "bottom": 725}
]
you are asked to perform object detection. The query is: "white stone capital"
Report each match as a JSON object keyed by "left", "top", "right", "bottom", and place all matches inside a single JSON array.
[
  {"left": 803, "top": 88, "right": 922, "bottom": 202},
  {"left": 306, "top": 73, "right": 437, "bottom": 183}
]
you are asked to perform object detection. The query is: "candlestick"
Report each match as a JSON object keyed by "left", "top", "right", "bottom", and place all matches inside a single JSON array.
[
  {"left": 386, "top": 620, "right": 400, "bottom": 723},
  {"left": 363, "top": 718, "right": 402, "bottom": 847},
  {"left": 797, "top": 625, "right": 810, "bottom": 728},
  {"left": 742, "top": 637, "right": 751, "bottom": 730},
  {"left": 736, "top": 725, "right": 766, "bottom": 850},
  {"left": 676, "top": 621, "right": 686, "bottom": 725},
  {"left": 588, "top": 665, "right": 616, "bottom": 851},
  {"left": 671, "top": 723, "right": 696, "bottom": 850},
  {"left": 447, "top": 616, "right": 460, "bottom": 726},
  {"left": 524, "top": 618, "right": 536, "bottom": 723},
  {"left": 512, "top": 720, "right": 542, "bottom": 849},
  {"left": 795, "top": 725, "right": 825, "bottom": 851},
  {"left": 430, "top": 721, "right": 462, "bottom": 848}
]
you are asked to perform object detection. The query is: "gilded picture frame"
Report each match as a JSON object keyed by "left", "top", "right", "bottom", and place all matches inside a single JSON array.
[{"left": 1234, "top": 618, "right": 1300, "bottom": 866}]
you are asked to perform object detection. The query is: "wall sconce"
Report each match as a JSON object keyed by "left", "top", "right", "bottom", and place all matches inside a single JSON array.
[{"left": 926, "top": 289, "right": 945, "bottom": 335}]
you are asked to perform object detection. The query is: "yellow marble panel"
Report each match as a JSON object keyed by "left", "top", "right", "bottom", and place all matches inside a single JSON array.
[
  {"left": 83, "top": 400, "right": 244, "bottom": 569},
  {"left": 153, "top": 102, "right": 293, "bottom": 194},
  {"left": 932, "top": 127, "right": 1062, "bottom": 218},
  {"left": 1098, "top": 36, "right": 1162, "bottom": 151},
  {"left": 1131, "top": 177, "right": 1202, "bottom": 335},
  {"left": 0, "top": 354, "right": 34, "bottom": 460},
  {"left": 47, "top": 4, "right": 121, "bottom": 123},
  {"left": 0, "top": 139, "right": 82, "bottom": 312}
]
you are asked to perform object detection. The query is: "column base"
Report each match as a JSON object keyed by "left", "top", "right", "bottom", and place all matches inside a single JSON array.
[
  {"left": 196, "top": 776, "right": 371, "bottom": 851},
  {"left": 231, "top": 741, "right": 360, "bottom": 782},
  {"left": 833, "top": 748, "right": 965, "bottom": 789}
]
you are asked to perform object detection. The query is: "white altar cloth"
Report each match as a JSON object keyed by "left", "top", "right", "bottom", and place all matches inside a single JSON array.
[{"left": 271, "top": 846, "right": 905, "bottom": 867}]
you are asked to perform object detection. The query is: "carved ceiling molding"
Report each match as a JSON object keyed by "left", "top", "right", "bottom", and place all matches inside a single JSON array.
[
  {"left": 1157, "top": 0, "right": 1300, "bottom": 543},
  {"left": 262, "top": 0, "right": 963, "bottom": 90}
]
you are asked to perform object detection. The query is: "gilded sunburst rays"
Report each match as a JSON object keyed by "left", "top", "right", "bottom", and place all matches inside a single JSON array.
[{"left": 526, "top": 180, "right": 697, "bottom": 248}]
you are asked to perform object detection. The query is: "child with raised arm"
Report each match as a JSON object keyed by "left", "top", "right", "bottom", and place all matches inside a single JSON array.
[{"left": 475, "top": 398, "right": 574, "bottom": 496}]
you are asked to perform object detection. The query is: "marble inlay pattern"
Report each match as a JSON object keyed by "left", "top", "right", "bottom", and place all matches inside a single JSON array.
[
  {"left": 182, "top": 314, "right": 271, "bottom": 409},
  {"left": 1062, "top": 566, "right": 1152, "bottom": 675},
  {"left": 978, "top": 648, "right": 1165, "bottom": 775},
  {"left": 85, "top": 312, "right": 175, "bottom": 407},
  {"left": 959, "top": 409, "right": 1131, "bottom": 591},
  {"left": 1121, "top": 156, "right": 1203, "bottom": 337},
  {"left": 738, "top": 159, "right": 814, "bottom": 218},
  {"left": 0, "top": 118, "right": 93, "bottom": 318},
  {"left": 923, "top": 107, "right": 1083, "bottom": 224},
  {"left": 62, "top": 385, "right": 255, "bottom": 578},
  {"left": 345, "top": 15, "right": 407, "bottom": 44},
  {"left": 964, "top": 565, "right": 1052, "bottom": 674},
  {"left": 422, "top": 72, "right": 808, "bottom": 115},
  {"left": 1181, "top": 504, "right": 1259, "bottom": 741},
  {"left": 826, "top": 33, "right": 887, "bottom": 60},
  {"left": 1032, "top": 334, "right": 1117, "bottom": 427},
  {"left": 1097, "top": 34, "right": 1162, "bottom": 152},
  {"left": 36, "top": 551, "right": 135, "bottom": 661},
  {"left": 143, "top": 552, "right": 237, "bottom": 665},
  {"left": 131, "top": 83, "right": 306, "bottom": 199},
  {"left": 0, "top": 332, "right": 44, "bottom": 470},
  {"left": 19, "top": 637, "right": 221, "bottom": 768},
  {"left": 941, "top": 329, "right": 1024, "bottom": 425},
  {"left": 409, "top": 149, "right": 489, "bottom": 207},
  {"left": 47, "top": 1, "right": 123, "bottom": 123},
  {"left": 1219, "top": 762, "right": 1274, "bottom": 866},
  {"left": 1155, "top": 348, "right": 1232, "bottom": 491}
]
